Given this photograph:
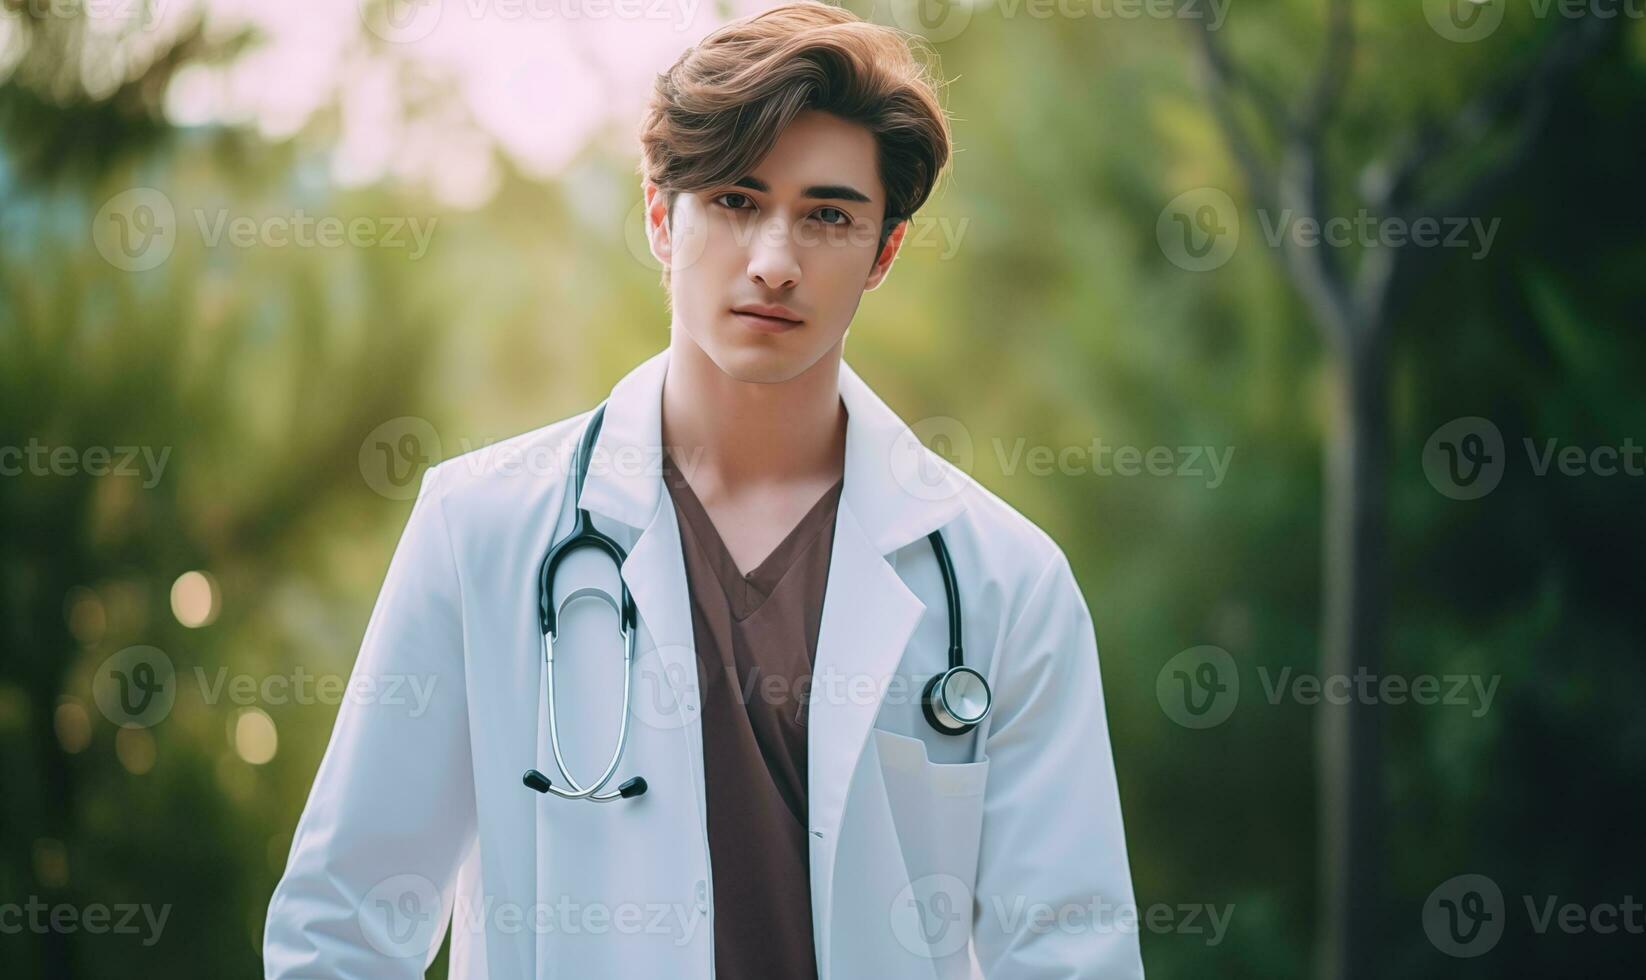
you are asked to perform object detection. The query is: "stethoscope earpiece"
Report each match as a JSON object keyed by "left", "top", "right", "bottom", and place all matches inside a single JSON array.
[{"left": 523, "top": 768, "right": 649, "bottom": 800}]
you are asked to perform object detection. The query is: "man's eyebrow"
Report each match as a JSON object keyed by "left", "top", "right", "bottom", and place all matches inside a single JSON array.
[{"left": 732, "top": 175, "right": 873, "bottom": 204}]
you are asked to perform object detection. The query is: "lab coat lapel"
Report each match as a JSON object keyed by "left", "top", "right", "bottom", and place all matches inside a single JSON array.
[
  {"left": 620, "top": 497, "right": 705, "bottom": 819},
  {"left": 572, "top": 348, "right": 708, "bottom": 822},
  {"left": 806, "top": 500, "right": 925, "bottom": 978},
  {"left": 809, "top": 360, "right": 968, "bottom": 977},
  {"left": 575, "top": 350, "right": 700, "bottom": 710}
]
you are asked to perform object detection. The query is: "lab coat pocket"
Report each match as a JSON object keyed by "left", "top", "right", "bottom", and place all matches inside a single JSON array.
[
  {"left": 873, "top": 727, "right": 990, "bottom": 875},
  {"left": 873, "top": 728, "right": 990, "bottom": 976}
]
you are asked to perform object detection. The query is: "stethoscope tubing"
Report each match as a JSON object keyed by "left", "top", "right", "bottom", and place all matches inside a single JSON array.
[
  {"left": 524, "top": 400, "right": 991, "bottom": 802},
  {"left": 539, "top": 613, "right": 638, "bottom": 802}
]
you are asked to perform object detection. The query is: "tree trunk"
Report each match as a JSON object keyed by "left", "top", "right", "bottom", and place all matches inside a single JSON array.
[{"left": 1316, "top": 334, "right": 1389, "bottom": 980}]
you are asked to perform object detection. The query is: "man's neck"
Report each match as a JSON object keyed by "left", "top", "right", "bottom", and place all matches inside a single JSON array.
[{"left": 660, "top": 329, "right": 848, "bottom": 496}]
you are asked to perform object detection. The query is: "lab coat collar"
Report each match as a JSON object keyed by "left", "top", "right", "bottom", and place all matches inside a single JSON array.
[{"left": 575, "top": 345, "right": 968, "bottom": 554}]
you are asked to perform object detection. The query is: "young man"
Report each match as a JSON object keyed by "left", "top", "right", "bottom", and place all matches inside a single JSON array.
[{"left": 264, "top": 4, "right": 1142, "bottom": 978}]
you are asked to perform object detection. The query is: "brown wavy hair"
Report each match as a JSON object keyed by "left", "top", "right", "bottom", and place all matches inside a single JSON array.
[{"left": 639, "top": 2, "right": 951, "bottom": 262}]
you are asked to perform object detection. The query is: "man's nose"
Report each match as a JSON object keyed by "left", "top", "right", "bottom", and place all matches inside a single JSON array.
[{"left": 746, "top": 215, "right": 801, "bottom": 291}]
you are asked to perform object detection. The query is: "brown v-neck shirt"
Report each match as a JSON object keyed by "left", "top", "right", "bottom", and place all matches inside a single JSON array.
[{"left": 661, "top": 448, "right": 842, "bottom": 980}]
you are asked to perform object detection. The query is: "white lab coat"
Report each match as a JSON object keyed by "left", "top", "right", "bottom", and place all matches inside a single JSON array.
[{"left": 264, "top": 347, "right": 1143, "bottom": 979}]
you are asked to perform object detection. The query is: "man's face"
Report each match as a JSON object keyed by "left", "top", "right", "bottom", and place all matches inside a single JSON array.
[{"left": 645, "top": 109, "right": 906, "bottom": 384}]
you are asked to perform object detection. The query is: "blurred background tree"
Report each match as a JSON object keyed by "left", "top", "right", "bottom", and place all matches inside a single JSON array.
[
  {"left": 1, "top": 1, "right": 1642, "bottom": 977},
  {"left": 1184, "top": 2, "right": 1630, "bottom": 976}
]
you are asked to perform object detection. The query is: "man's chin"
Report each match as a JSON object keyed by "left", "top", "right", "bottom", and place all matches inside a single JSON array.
[{"left": 701, "top": 339, "right": 817, "bottom": 385}]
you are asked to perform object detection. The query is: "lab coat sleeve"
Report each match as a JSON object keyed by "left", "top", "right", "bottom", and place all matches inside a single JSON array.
[
  {"left": 264, "top": 462, "right": 476, "bottom": 978},
  {"left": 971, "top": 549, "right": 1144, "bottom": 979}
]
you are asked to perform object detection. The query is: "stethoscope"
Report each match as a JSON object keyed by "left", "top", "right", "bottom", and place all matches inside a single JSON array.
[{"left": 522, "top": 401, "right": 992, "bottom": 803}]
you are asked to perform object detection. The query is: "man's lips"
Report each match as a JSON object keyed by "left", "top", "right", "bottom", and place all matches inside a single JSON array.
[{"left": 731, "top": 308, "right": 803, "bottom": 332}]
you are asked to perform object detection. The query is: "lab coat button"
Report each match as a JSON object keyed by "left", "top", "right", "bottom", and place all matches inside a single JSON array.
[{"left": 694, "top": 878, "right": 709, "bottom": 914}]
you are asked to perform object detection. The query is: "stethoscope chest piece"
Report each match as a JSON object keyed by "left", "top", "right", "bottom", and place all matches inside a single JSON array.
[{"left": 922, "top": 664, "right": 992, "bottom": 734}]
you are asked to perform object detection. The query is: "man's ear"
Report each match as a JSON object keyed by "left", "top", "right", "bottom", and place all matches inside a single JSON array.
[
  {"left": 643, "top": 181, "right": 673, "bottom": 268},
  {"left": 863, "top": 218, "right": 908, "bottom": 292}
]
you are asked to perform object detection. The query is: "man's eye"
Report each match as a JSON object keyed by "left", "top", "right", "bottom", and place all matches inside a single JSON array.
[
  {"left": 714, "top": 192, "right": 754, "bottom": 210},
  {"left": 815, "top": 207, "right": 850, "bottom": 225}
]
